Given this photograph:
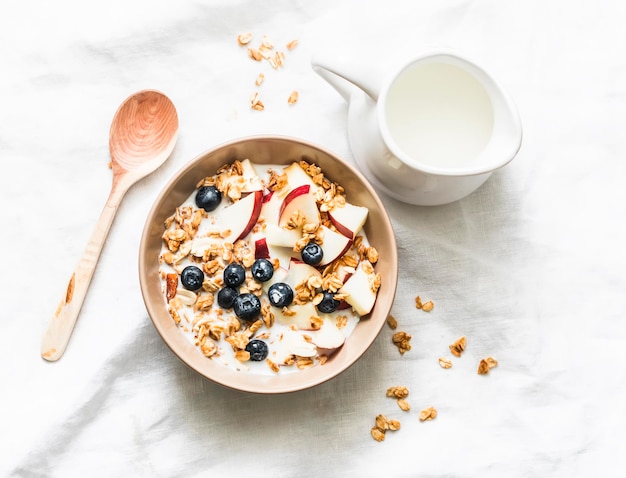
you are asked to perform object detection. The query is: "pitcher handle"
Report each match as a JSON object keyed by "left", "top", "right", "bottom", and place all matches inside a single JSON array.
[{"left": 311, "top": 54, "right": 383, "bottom": 102}]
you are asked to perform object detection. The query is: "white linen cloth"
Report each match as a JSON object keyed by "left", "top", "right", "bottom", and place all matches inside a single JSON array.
[{"left": 2, "top": 0, "right": 625, "bottom": 476}]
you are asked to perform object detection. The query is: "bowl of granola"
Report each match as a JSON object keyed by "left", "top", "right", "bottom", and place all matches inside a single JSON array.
[{"left": 139, "top": 135, "right": 397, "bottom": 393}]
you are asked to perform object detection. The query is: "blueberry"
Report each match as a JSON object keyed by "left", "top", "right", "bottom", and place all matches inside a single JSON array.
[
  {"left": 267, "top": 282, "right": 294, "bottom": 308},
  {"left": 223, "top": 263, "right": 246, "bottom": 287},
  {"left": 233, "top": 293, "right": 261, "bottom": 321},
  {"left": 301, "top": 242, "right": 323, "bottom": 266},
  {"left": 217, "top": 286, "right": 239, "bottom": 309},
  {"left": 251, "top": 258, "right": 274, "bottom": 282},
  {"left": 195, "top": 185, "right": 222, "bottom": 212},
  {"left": 245, "top": 339, "right": 269, "bottom": 361},
  {"left": 180, "top": 265, "right": 204, "bottom": 291},
  {"left": 317, "top": 291, "right": 340, "bottom": 313}
]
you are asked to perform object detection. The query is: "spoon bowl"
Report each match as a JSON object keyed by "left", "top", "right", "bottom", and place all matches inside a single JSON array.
[
  {"left": 109, "top": 90, "right": 179, "bottom": 179},
  {"left": 41, "top": 89, "right": 179, "bottom": 361}
]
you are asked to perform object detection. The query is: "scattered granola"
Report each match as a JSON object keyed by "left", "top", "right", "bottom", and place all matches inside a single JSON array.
[
  {"left": 370, "top": 426, "right": 386, "bottom": 442},
  {"left": 392, "top": 331, "right": 412, "bottom": 355},
  {"left": 269, "top": 51, "right": 285, "bottom": 70},
  {"left": 419, "top": 406, "right": 438, "bottom": 421},
  {"left": 386, "top": 386, "right": 409, "bottom": 399},
  {"left": 287, "top": 90, "right": 299, "bottom": 105},
  {"left": 397, "top": 399, "right": 411, "bottom": 411},
  {"left": 477, "top": 356, "right": 498, "bottom": 375},
  {"left": 422, "top": 300, "right": 434, "bottom": 312},
  {"left": 438, "top": 357, "right": 453, "bottom": 369},
  {"left": 386, "top": 386, "right": 410, "bottom": 411},
  {"left": 387, "top": 418, "right": 401, "bottom": 431},
  {"left": 247, "top": 47, "right": 263, "bottom": 61},
  {"left": 238, "top": 32, "right": 300, "bottom": 108},
  {"left": 415, "top": 295, "right": 434, "bottom": 311},
  {"left": 371, "top": 414, "right": 401, "bottom": 442},
  {"left": 250, "top": 92, "right": 264, "bottom": 111},
  {"left": 237, "top": 32, "right": 253, "bottom": 45},
  {"left": 449, "top": 336, "right": 466, "bottom": 357}
]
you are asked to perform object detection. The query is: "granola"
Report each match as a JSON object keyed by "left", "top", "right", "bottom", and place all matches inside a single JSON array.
[
  {"left": 449, "top": 336, "right": 466, "bottom": 357},
  {"left": 477, "top": 356, "right": 498, "bottom": 375},
  {"left": 392, "top": 331, "right": 412, "bottom": 355},
  {"left": 438, "top": 357, "right": 453, "bottom": 369},
  {"left": 419, "top": 406, "right": 438, "bottom": 421},
  {"left": 371, "top": 414, "right": 401, "bottom": 442},
  {"left": 415, "top": 295, "right": 434, "bottom": 311}
]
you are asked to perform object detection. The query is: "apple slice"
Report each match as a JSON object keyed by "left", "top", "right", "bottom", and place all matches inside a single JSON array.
[
  {"left": 311, "top": 320, "right": 346, "bottom": 354},
  {"left": 260, "top": 190, "right": 282, "bottom": 226},
  {"left": 334, "top": 263, "right": 355, "bottom": 310},
  {"left": 239, "top": 158, "right": 264, "bottom": 192},
  {"left": 278, "top": 184, "right": 321, "bottom": 228},
  {"left": 282, "top": 162, "right": 318, "bottom": 195},
  {"left": 338, "top": 260, "right": 378, "bottom": 316},
  {"left": 318, "top": 225, "right": 353, "bottom": 266},
  {"left": 267, "top": 244, "right": 296, "bottom": 270},
  {"left": 220, "top": 158, "right": 263, "bottom": 193},
  {"left": 265, "top": 223, "right": 302, "bottom": 249},
  {"left": 286, "top": 259, "right": 322, "bottom": 290},
  {"left": 274, "top": 329, "right": 318, "bottom": 364},
  {"left": 255, "top": 235, "right": 297, "bottom": 268},
  {"left": 328, "top": 202, "right": 369, "bottom": 239},
  {"left": 216, "top": 190, "right": 263, "bottom": 242},
  {"left": 335, "top": 262, "right": 356, "bottom": 283},
  {"left": 274, "top": 302, "right": 320, "bottom": 330}
]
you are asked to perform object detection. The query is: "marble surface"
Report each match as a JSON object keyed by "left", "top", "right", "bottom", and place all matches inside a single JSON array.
[{"left": 2, "top": 0, "right": 626, "bottom": 476}]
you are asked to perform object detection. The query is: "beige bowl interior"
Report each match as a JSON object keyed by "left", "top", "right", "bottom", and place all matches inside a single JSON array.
[{"left": 139, "top": 135, "right": 398, "bottom": 394}]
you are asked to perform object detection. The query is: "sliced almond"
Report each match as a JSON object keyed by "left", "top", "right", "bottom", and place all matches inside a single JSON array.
[{"left": 176, "top": 288, "right": 197, "bottom": 306}]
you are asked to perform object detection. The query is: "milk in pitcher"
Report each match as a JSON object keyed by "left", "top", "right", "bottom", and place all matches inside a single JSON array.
[{"left": 383, "top": 62, "right": 495, "bottom": 170}]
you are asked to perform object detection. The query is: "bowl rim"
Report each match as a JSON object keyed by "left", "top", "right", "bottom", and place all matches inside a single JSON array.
[{"left": 138, "top": 134, "right": 398, "bottom": 394}]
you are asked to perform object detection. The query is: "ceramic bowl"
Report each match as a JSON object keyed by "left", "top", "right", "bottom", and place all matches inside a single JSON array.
[{"left": 139, "top": 135, "right": 397, "bottom": 393}]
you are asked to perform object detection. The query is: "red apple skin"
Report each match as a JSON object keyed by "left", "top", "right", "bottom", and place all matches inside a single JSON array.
[
  {"left": 278, "top": 184, "right": 310, "bottom": 218},
  {"left": 319, "top": 238, "right": 353, "bottom": 267},
  {"left": 336, "top": 270, "right": 353, "bottom": 309},
  {"left": 337, "top": 300, "right": 351, "bottom": 310},
  {"left": 235, "top": 190, "right": 263, "bottom": 241},
  {"left": 254, "top": 237, "right": 270, "bottom": 259},
  {"left": 329, "top": 217, "right": 352, "bottom": 239},
  {"left": 328, "top": 204, "right": 368, "bottom": 239},
  {"left": 262, "top": 190, "right": 274, "bottom": 203}
]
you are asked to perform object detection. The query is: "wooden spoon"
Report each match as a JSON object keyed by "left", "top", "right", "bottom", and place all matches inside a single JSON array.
[{"left": 41, "top": 89, "right": 179, "bottom": 361}]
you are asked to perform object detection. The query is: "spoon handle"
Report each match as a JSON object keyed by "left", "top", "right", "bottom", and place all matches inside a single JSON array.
[{"left": 41, "top": 180, "right": 130, "bottom": 361}]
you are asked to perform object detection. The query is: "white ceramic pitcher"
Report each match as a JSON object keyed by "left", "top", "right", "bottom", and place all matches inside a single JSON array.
[{"left": 312, "top": 50, "right": 523, "bottom": 206}]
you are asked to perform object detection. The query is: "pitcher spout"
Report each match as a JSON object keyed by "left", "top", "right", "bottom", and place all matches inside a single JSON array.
[{"left": 311, "top": 54, "right": 383, "bottom": 102}]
